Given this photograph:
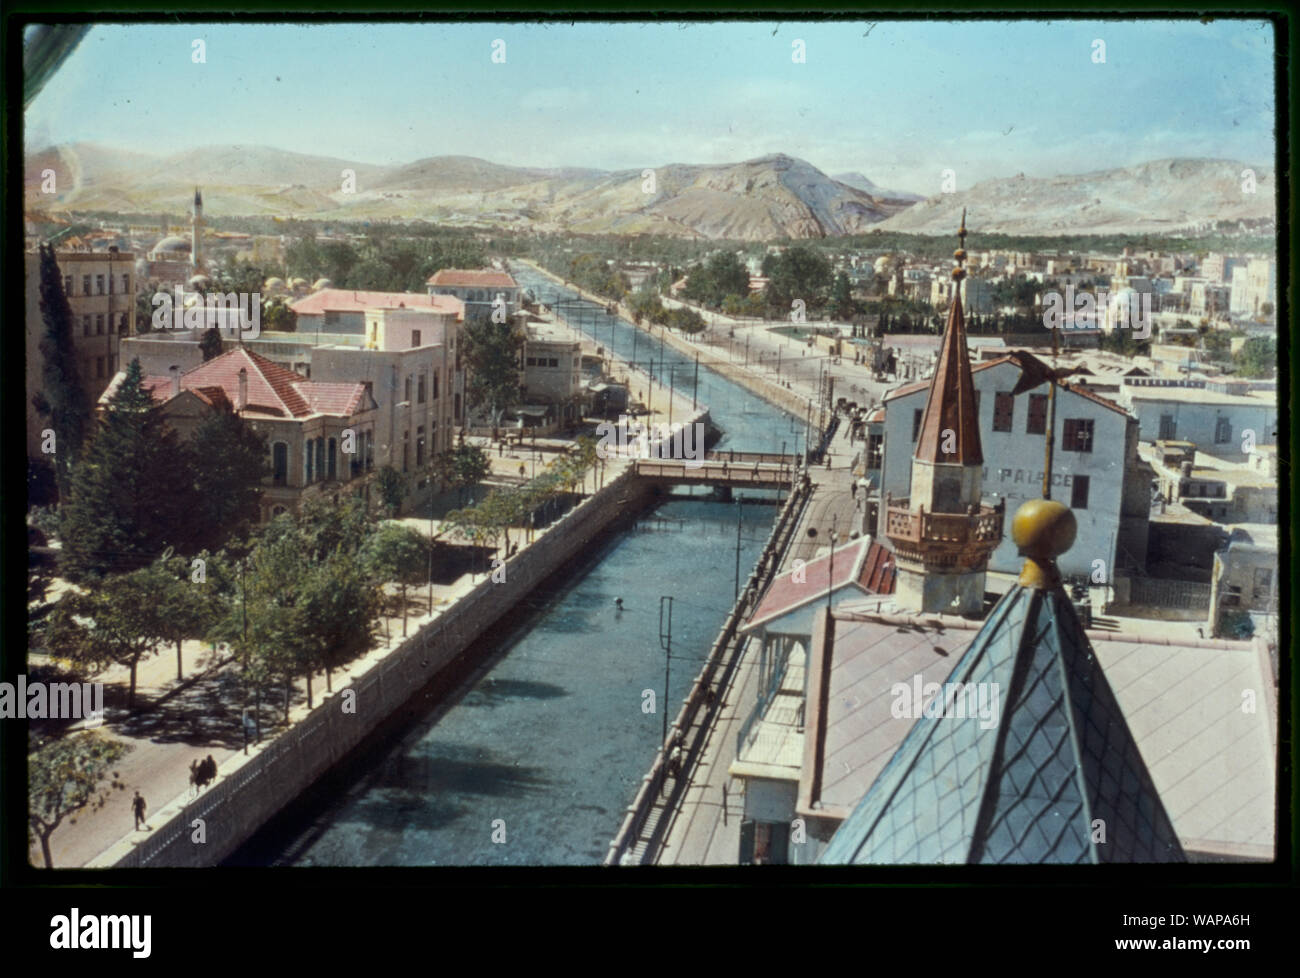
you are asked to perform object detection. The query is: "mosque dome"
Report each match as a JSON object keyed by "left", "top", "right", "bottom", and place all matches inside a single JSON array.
[
  {"left": 151, "top": 235, "right": 191, "bottom": 257},
  {"left": 290, "top": 277, "right": 308, "bottom": 288},
  {"left": 312, "top": 277, "right": 332, "bottom": 291},
  {"left": 264, "top": 276, "right": 286, "bottom": 291},
  {"left": 187, "top": 274, "right": 210, "bottom": 289}
]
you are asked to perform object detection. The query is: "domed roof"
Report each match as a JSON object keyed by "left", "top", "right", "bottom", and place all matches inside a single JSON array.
[
  {"left": 153, "top": 235, "right": 190, "bottom": 254},
  {"left": 187, "top": 274, "right": 210, "bottom": 288},
  {"left": 264, "top": 277, "right": 286, "bottom": 289},
  {"left": 290, "top": 277, "right": 307, "bottom": 287},
  {"left": 312, "top": 277, "right": 332, "bottom": 291}
]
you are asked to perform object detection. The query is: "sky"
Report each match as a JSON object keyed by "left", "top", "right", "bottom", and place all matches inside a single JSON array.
[{"left": 25, "top": 18, "right": 1275, "bottom": 193}]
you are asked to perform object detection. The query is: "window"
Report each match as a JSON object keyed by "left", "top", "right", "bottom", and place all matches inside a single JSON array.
[
  {"left": 119, "top": 313, "right": 129, "bottom": 334},
  {"left": 573, "top": 357, "right": 580, "bottom": 367},
  {"left": 416, "top": 426, "right": 425, "bottom": 467},
  {"left": 993, "top": 391, "right": 1014, "bottom": 432},
  {"left": 305, "top": 440, "right": 314, "bottom": 483},
  {"left": 411, "top": 329, "right": 422, "bottom": 347},
  {"left": 122, "top": 274, "right": 130, "bottom": 294},
  {"left": 1026, "top": 394, "right": 1048, "bottom": 435},
  {"left": 432, "top": 372, "right": 439, "bottom": 399},
  {"left": 1158, "top": 414, "right": 1177, "bottom": 440},
  {"left": 272, "top": 443, "right": 288, "bottom": 486},
  {"left": 108, "top": 273, "right": 114, "bottom": 294},
  {"left": 95, "top": 314, "right": 104, "bottom": 335},
  {"left": 327, "top": 438, "right": 337, "bottom": 480},
  {"left": 1214, "top": 417, "right": 1232, "bottom": 444},
  {"left": 82, "top": 275, "right": 91, "bottom": 295},
  {"left": 82, "top": 316, "right": 91, "bottom": 338},
  {"left": 402, "top": 431, "right": 409, "bottom": 472},
  {"left": 912, "top": 408, "right": 923, "bottom": 442},
  {"left": 867, "top": 433, "right": 884, "bottom": 470},
  {"left": 417, "top": 373, "right": 426, "bottom": 404},
  {"left": 548, "top": 358, "right": 559, "bottom": 368},
  {"left": 95, "top": 274, "right": 105, "bottom": 295},
  {"left": 1062, "top": 418, "right": 1094, "bottom": 453},
  {"left": 1071, "top": 474, "right": 1090, "bottom": 509},
  {"left": 526, "top": 357, "right": 537, "bottom": 367},
  {"left": 63, "top": 275, "right": 73, "bottom": 295},
  {"left": 404, "top": 376, "right": 412, "bottom": 402}
]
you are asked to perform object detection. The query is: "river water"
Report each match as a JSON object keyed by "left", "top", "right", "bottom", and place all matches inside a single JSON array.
[{"left": 229, "top": 268, "right": 798, "bottom": 866}]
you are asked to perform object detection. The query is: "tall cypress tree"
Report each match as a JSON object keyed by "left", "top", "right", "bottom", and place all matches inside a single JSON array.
[
  {"left": 59, "top": 358, "right": 193, "bottom": 580},
  {"left": 34, "top": 244, "right": 89, "bottom": 489}
]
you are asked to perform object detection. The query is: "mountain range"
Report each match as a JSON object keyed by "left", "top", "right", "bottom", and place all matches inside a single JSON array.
[{"left": 25, "top": 143, "right": 1273, "bottom": 239}]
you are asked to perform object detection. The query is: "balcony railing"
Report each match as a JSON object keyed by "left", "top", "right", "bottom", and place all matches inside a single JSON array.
[{"left": 885, "top": 499, "right": 1004, "bottom": 548}]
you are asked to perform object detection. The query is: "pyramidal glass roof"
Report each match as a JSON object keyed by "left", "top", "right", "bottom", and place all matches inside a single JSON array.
[{"left": 820, "top": 584, "right": 1186, "bottom": 864}]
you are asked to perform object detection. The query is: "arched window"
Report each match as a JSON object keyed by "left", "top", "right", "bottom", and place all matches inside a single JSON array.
[
  {"left": 305, "top": 439, "right": 314, "bottom": 484},
  {"left": 328, "top": 438, "right": 337, "bottom": 480}
]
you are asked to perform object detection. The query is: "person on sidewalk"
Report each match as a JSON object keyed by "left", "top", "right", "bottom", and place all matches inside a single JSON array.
[{"left": 132, "top": 791, "right": 148, "bottom": 831}]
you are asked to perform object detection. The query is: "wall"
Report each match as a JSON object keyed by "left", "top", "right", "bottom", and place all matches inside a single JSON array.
[{"left": 91, "top": 466, "right": 657, "bottom": 868}]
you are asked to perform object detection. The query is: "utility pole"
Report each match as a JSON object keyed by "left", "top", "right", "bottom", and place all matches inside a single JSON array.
[
  {"left": 692, "top": 352, "right": 699, "bottom": 409},
  {"left": 827, "top": 514, "right": 839, "bottom": 612},
  {"left": 659, "top": 596, "right": 673, "bottom": 747},
  {"left": 734, "top": 501, "right": 744, "bottom": 602}
]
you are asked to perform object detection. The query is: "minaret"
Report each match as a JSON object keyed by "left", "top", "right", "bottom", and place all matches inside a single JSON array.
[
  {"left": 191, "top": 187, "right": 204, "bottom": 273},
  {"left": 885, "top": 211, "right": 1002, "bottom": 616}
]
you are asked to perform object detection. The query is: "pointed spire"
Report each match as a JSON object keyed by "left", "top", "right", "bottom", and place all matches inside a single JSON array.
[
  {"left": 194, "top": 187, "right": 203, "bottom": 209},
  {"left": 913, "top": 211, "right": 982, "bottom": 465}
]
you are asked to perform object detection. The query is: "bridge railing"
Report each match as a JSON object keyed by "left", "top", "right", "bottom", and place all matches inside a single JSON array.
[{"left": 604, "top": 475, "right": 812, "bottom": 866}]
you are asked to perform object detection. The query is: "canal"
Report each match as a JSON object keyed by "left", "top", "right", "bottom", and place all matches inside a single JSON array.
[{"left": 229, "top": 270, "right": 799, "bottom": 866}]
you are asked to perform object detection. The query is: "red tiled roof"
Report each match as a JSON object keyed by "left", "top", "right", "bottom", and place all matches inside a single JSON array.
[
  {"left": 290, "top": 288, "right": 463, "bottom": 318},
  {"left": 856, "top": 540, "right": 896, "bottom": 594},
  {"left": 427, "top": 268, "right": 518, "bottom": 289},
  {"left": 139, "top": 348, "right": 371, "bottom": 420}
]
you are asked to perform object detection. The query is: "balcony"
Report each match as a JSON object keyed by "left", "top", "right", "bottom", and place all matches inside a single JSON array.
[{"left": 885, "top": 496, "right": 1004, "bottom": 567}]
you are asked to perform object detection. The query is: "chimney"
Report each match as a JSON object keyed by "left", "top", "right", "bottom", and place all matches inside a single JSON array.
[
  {"left": 237, "top": 367, "right": 248, "bottom": 412},
  {"left": 169, "top": 365, "right": 181, "bottom": 398}
]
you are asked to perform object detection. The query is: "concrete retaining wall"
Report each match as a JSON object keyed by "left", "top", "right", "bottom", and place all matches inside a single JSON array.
[{"left": 92, "top": 466, "right": 657, "bottom": 868}]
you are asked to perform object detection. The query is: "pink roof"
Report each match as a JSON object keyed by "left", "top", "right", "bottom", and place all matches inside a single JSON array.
[
  {"left": 427, "top": 268, "right": 518, "bottom": 289},
  {"left": 744, "top": 539, "right": 895, "bottom": 633},
  {"left": 290, "top": 288, "right": 463, "bottom": 319},
  {"left": 139, "top": 349, "right": 369, "bottom": 420}
]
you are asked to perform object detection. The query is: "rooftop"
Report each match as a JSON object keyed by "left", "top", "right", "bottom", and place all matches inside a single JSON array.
[
  {"left": 427, "top": 268, "right": 518, "bottom": 289},
  {"left": 290, "top": 288, "right": 464, "bottom": 319}
]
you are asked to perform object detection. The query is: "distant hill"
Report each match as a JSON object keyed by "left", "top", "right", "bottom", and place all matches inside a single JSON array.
[
  {"left": 831, "top": 171, "right": 925, "bottom": 204},
  {"left": 874, "top": 158, "right": 1274, "bottom": 235},
  {"left": 25, "top": 143, "right": 1272, "bottom": 239}
]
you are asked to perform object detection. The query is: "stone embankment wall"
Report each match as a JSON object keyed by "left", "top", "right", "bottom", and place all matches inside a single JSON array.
[{"left": 94, "top": 466, "right": 658, "bottom": 868}]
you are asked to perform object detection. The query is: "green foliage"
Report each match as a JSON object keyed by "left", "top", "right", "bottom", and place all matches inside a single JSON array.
[
  {"left": 762, "top": 246, "right": 832, "bottom": 315},
  {"left": 1232, "top": 336, "right": 1275, "bottom": 378},
  {"left": 183, "top": 403, "right": 269, "bottom": 553},
  {"left": 28, "top": 732, "right": 133, "bottom": 868},
  {"left": 376, "top": 465, "right": 408, "bottom": 516},
  {"left": 199, "top": 326, "right": 224, "bottom": 360},
  {"left": 43, "top": 562, "right": 175, "bottom": 707},
  {"left": 34, "top": 244, "right": 89, "bottom": 488},
  {"left": 58, "top": 359, "right": 193, "bottom": 580},
  {"left": 462, "top": 320, "right": 523, "bottom": 424},
  {"left": 262, "top": 301, "right": 297, "bottom": 333},
  {"left": 682, "top": 251, "right": 749, "bottom": 309}
]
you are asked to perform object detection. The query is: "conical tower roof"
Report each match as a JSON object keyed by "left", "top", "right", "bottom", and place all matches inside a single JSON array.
[
  {"left": 914, "top": 211, "right": 982, "bottom": 466},
  {"left": 821, "top": 500, "right": 1185, "bottom": 864}
]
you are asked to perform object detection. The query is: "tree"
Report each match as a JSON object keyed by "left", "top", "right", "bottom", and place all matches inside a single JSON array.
[
  {"left": 199, "top": 327, "right": 224, "bottom": 361},
  {"left": 43, "top": 566, "right": 174, "bottom": 708},
  {"left": 376, "top": 465, "right": 407, "bottom": 516},
  {"left": 764, "top": 246, "right": 832, "bottom": 315},
  {"left": 58, "top": 359, "right": 194, "bottom": 580},
  {"left": 831, "top": 271, "right": 856, "bottom": 320},
  {"left": 28, "top": 732, "right": 132, "bottom": 869},
  {"left": 1233, "top": 336, "right": 1275, "bottom": 378},
  {"left": 182, "top": 403, "right": 269, "bottom": 554},
  {"left": 151, "top": 554, "right": 221, "bottom": 681},
  {"left": 262, "top": 301, "right": 297, "bottom": 333},
  {"left": 364, "top": 522, "right": 428, "bottom": 637},
  {"left": 34, "top": 244, "right": 90, "bottom": 490},
  {"left": 135, "top": 285, "right": 157, "bottom": 334},
  {"left": 461, "top": 320, "right": 523, "bottom": 426}
]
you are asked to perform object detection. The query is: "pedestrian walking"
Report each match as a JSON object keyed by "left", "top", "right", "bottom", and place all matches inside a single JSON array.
[{"left": 132, "top": 791, "right": 148, "bottom": 831}]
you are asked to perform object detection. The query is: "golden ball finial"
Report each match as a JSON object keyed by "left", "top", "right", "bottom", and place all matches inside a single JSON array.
[
  {"left": 951, "top": 267, "right": 966, "bottom": 281},
  {"left": 954, "top": 248, "right": 967, "bottom": 262},
  {"left": 1012, "top": 499, "right": 1076, "bottom": 588}
]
